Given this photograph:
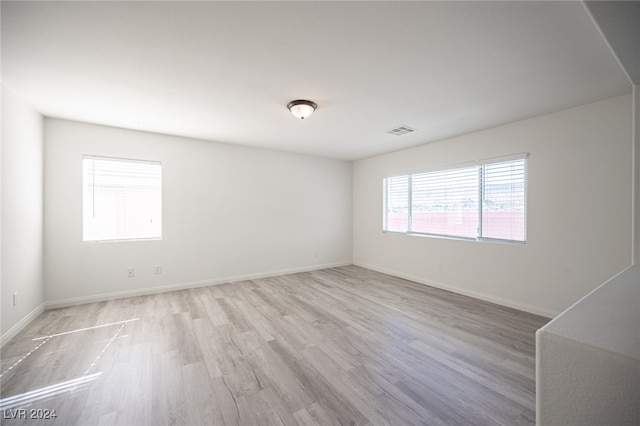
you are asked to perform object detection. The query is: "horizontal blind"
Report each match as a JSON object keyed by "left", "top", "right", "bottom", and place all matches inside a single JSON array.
[
  {"left": 382, "top": 154, "right": 527, "bottom": 243},
  {"left": 384, "top": 175, "right": 409, "bottom": 232},
  {"left": 481, "top": 159, "right": 526, "bottom": 241},
  {"left": 83, "top": 156, "right": 162, "bottom": 242},
  {"left": 411, "top": 166, "right": 479, "bottom": 238}
]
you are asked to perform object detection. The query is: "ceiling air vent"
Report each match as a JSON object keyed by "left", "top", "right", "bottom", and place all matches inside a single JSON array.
[{"left": 386, "top": 125, "right": 416, "bottom": 136}]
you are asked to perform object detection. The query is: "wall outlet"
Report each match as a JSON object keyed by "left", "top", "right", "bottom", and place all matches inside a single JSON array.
[
  {"left": 437, "top": 262, "right": 443, "bottom": 272},
  {"left": 154, "top": 265, "right": 162, "bottom": 274},
  {"left": 127, "top": 268, "right": 135, "bottom": 278},
  {"left": 12, "top": 292, "right": 18, "bottom": 307}
]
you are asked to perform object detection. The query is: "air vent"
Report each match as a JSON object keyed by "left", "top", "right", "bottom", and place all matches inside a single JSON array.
[{"left": 386, "top": 125, "right": 416, "bottom": 136}]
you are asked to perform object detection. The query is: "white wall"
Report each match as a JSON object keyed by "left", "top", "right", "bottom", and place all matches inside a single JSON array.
[
  {"left": 634, "top": 85, "right": 639, "bottom": 265},
  {"left": 536, "top": 264, "right": 640, "bottom": 425},
  {"left": 44, "top": 119, "right": 352, "bottom": 306},
  {"left": 1, "top": 86, "right": 45, "bottom": 344},
  {"left": 354, "top": 95, "right": 633, "bottom": 317}
]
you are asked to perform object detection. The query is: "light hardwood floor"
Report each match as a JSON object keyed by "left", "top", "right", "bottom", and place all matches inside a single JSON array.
[{"left": 1, "top": 266, "right": 548, "bottom": 425}]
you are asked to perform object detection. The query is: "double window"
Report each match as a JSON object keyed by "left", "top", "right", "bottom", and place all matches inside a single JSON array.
[
  {"left": 83, "top": 156, "right": 162, "bottom": 242},
  {"left": 384, "top": 155, "right": 527, "bottom": 243}
]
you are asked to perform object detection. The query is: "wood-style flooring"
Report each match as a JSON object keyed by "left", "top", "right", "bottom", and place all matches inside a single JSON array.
[{"left": 0, "top": 266, "right": 548, "bottom": 425}]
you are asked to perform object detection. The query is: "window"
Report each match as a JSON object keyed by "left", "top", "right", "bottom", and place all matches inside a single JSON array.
[
  {"left": 83, "top": 156, "right": 162, "bottom": 242},
  {"left": 384, "top": 155, "right": 527, "bottom": 243},
  {"left": 384, "top": 175, "right": 409, "bottom": 233}
]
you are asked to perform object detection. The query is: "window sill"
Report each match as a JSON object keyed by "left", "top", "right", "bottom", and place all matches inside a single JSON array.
[{"left": 383, "top": 230, "right": 525, "bottom": 245}]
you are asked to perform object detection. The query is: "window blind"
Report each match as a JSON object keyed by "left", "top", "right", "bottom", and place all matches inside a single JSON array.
[
  {"left": 83, "top": 156, "right": 162, "bottom": 242},
  {"left": 481, "top": 158, "right": 526, "bottom": 241},
  {"left": 383, "top": 155, "right": 527, "bottom": 243},
  {"left": 411, "top": 166, "right": 479, "bottom": 238},
  {"left": 384, "top": 175, "right": 409, "bottom": 233}
]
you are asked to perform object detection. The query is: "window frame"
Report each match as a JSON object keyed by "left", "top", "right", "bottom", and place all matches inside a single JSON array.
[
  {"left": 82, "top": 155, "right": 163, "bottom": 243},
  {"left": 383, "top": 154, "right": 527, "bottom": 244}
]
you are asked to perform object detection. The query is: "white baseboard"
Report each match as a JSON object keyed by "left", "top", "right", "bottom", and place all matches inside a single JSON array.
[
  {"left": 354, "top": 261, "right": 558, "bottom": 318},
  {"left": 44, "top": 261, "right": 353, "bottom": 310},
  {"left": 1, "top": 303, "right": 45, "bottom": 348}
]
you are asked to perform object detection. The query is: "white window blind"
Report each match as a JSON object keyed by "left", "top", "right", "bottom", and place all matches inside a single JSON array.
[
  {"left": 481, "top": 158, "right": 526, "bottom": 242},
  {"left": 383, "top": 155, "right": 527, "bottom": 243},
  {"left": 384, "top": 175, "right": 409, "bottom": 233},
  {"left": 411, "top": 166, "right": 479, "bottom": 238},
  {"left": 83, "top": 156, "right": 162, "bottom": 242}
]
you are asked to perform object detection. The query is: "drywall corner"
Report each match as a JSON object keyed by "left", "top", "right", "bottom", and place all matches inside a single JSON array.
[{"left": 1, "top": 86, "right": 45, "bottom": 345}]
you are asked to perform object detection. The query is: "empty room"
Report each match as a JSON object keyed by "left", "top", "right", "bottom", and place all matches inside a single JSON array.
[{"left": 1, "top": 1, "right": 639, "bottom": 425}]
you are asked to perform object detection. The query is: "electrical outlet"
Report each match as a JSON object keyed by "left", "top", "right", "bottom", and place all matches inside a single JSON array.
[
  {"left": 12, "top": 292, "right": 18, "bottom": 307},
  {"left": 154, "top": 265, "right": 162, "bottom": 274},
  {"left": 437, "top": 262, "right": 443, "bottom": 272},
  {"left": 127, "top": 268, "right": 135, "bottom": 278}
]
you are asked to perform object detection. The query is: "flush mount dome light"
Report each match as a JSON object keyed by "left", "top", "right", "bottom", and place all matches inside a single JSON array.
[{"left": 287, "top": 100, "right": 317, "bottom": 120}]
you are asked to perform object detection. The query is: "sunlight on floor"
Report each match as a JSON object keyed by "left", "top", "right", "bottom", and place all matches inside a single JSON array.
[
  {"left": 0, "top": 372, "right": 102, "bottom": 410},
  {"left": 1, "top": 317, "right": 141, "bottom": 412},
  {"left": 32, "top": 318, "right": 140, "bottom": 341}
]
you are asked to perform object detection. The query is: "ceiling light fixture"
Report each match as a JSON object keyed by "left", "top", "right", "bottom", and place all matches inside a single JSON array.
[{"left": 287, "top": 100, "right": 317, "bottom": 120}]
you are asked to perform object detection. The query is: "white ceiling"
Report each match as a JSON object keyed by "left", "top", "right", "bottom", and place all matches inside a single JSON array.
[
  {"left": 1, "top": 1, "right": 632, "bottom": 161},
  {"left": 584, "top": 1, "right": 640, "bottom": 86}
]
